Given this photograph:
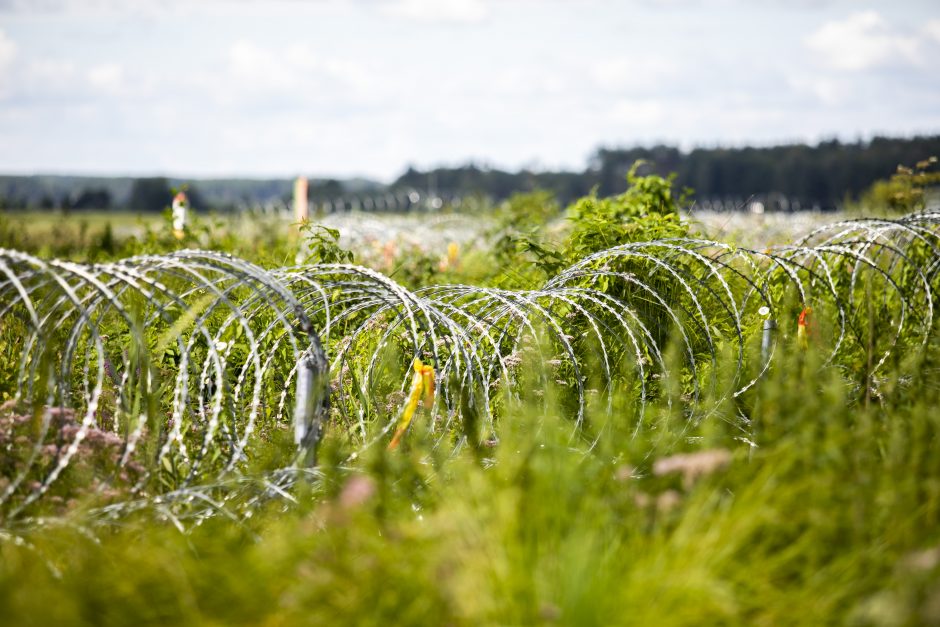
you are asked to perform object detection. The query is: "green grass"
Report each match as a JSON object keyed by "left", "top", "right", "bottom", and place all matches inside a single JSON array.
[
  {"left": 1, "top": 210, "right": 160, "bottom": 236},
  {"left": 1, "top": 340, "right": 939, "bottom": 625},
  {"left": 2, "top": 174, "right": 939, "bottom": 624}
]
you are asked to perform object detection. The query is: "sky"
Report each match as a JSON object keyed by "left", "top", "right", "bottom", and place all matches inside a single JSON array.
[{"left": 0, "top": 0, "right": 938, "bottom": 181}]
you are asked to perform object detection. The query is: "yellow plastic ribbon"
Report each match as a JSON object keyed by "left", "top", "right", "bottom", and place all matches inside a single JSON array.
[{"left": 388, "top": 358, "right": 435, "bottom": 450}]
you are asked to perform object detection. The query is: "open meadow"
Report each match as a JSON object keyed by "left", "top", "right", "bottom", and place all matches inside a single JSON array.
[{"left": 1, "top": 170, "right": 940, "bottom": 626}]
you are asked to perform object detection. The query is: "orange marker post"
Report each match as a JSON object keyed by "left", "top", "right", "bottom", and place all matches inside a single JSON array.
[
  {"left": 171, "top": 191, "right": 188, "bottom": 240},
  {"left": 294, "top": 176, "right": 309, "bottom": 225},
  {"left": 797, "top": 307, "right": 812, "bottom": 350}
]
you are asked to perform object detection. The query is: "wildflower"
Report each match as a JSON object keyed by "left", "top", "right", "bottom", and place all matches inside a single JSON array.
[
  {"left": 382, "top": 241, "right": 397, "bottom": 270},
  {"left": 614, "top": 465, "right": 635, "bottom": 482},
  {"left": 657, "top": 490, "right": 682, "bottom": 512},
  {"left": 388, "top": 358, "right": 435, "bottom": 450},
  {"left": 652, "top": 448, "right": 732, "bottom": 489},
  {"left": 438, "top": 241, "right": 461, "bottom": 272},
  {"left": 338, "top": 475, "right": 376, "bottom": 510},
  {"left": 539, "top": 604, "right": 561, "bottom": 622},
  {"left": 384, "top": 390, "right": 407, "bottom": 413},
  {"left": 902, "top": 546, "right": 940, "bottom": 572}
]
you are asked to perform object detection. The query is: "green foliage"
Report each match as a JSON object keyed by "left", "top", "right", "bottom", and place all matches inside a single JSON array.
[
  {"left": 2, "top": 338, "right": 940, "bottom": 625},
  {"left": 564, "top": 160, "right": 689, "bottom": 258},
  {"left": 386, "top": 246, "right": 441, "bottom": 289},
  {"left": 488, "top": 190, "right": 563, "bottom": 282},
  {"left": 494, "top": 162, "right": 690, "bottom": 284},
  {"left": 2, "top": 165, "right": 940, "bottom": 625},
  {"left": 857, "top": 157, "right": 940, "bottom": 214},
  {"left": 299, "top": 223, "right": 354, "bottom": 265},
  {"left": 390, "top": 135, "right": 940, "bottom": 207},
  {"left": 497, "top": 189, "right": 561, "bottom": 233}
]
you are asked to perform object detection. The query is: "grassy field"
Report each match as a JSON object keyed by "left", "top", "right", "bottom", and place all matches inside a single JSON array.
[
  {"left": 0, "top": 207, "right": 848, "bottom": 255},
  {"left": 1, "top": 209, "right": 161, "bottom": 237},
  {"left": 1, "top": 172, "right": 939, "bottom": 625}
]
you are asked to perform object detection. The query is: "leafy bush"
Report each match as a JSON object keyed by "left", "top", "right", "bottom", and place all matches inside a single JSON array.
[{"left": 857, "top": 157, "right": 939, "bottom": 214}]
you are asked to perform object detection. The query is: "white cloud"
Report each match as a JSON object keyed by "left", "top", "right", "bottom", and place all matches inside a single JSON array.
[
  {"left": 16, "top": 55, "right": 152, "bottom": 104},
  {"left": 0, "top": 0, "right": 191, "bottom": 18},
  {"left": 0, "top": 29, "right": 16, "bottom": 91},
  {"left": 590, "top": 56, "right": 679, "bottom": 93},
  {"left": 87, "top": 62, "right": 123, "bottom": 92},
  {"left": 228, "top": 39, "right": 293, "bottom": 87},
  {"left": 788, "top": 74, "right": 847, "bottom": 106},
  {"left": 489, "top": 66, "right": 568, "bottom": 97},
  {"left": 607, "top": 99, "right": 667, "bottom": 126},
  {"left": 805, "top": 11, "right": 920, "bottom": 71},
  {"left": 22, "top": 58, "right": 79, "bottom": 95},
  {"left": 0, "top": 29, "right": 14, "bottom": 64},
  {"left": 380, "top": 0, "right": 489, "bottom": 24},
  {"left": 925, "top": 19, "right": 940, "bottom": 45},
  {"left": 222, "top": 39, "right": 372, "bottom": 99},
  {"left": 1, "top": 1, "right": 939, "bottom": 177}
]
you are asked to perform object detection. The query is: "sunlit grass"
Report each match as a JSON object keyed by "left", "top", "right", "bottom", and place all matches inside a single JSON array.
[
  {"left": 1, "top": 175, "right": 939, "bottom": 624},
  {"left": 1, "top": 337, "right": 939, "bottom": 625}
]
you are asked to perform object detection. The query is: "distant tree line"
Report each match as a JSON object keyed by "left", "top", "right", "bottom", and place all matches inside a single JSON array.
[
  {"left": 1, "top": 136, "right": 937, "bottom": 213},
  {"left": 125, "top": 178, "right": 208, "bottom": 213},
  {"left": 0, "top": 175, "right": 356, "bottom": 213},
  {"left": 393, "top": 136, "right": 940, "bottom": 209},
  {"left": 591, "top": 136, "right": 940, "bottom": 206},
  {"left": 0, "top": 177, "right": 209, "bottom": 213}
]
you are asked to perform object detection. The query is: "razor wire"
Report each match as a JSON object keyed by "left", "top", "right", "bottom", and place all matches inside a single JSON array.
[
  {"left": 1, "top": 210, "right": 939, "bottom": 532},
  {"left": 0, "top": 249, "right": 329, "bottom": 530}
]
